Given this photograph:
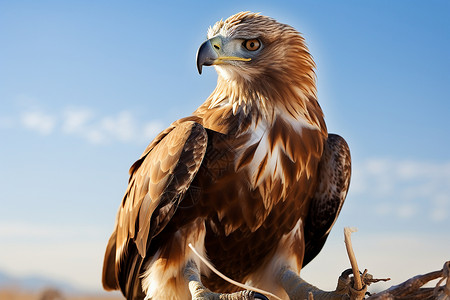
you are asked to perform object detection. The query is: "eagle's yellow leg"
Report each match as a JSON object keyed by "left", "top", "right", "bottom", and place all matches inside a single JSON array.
[
  {"left": 278, "top": 267, "right": 365, "bottom": 300},
  {"left": 184, "top": 260, "right": 268, "bottom": 300}
]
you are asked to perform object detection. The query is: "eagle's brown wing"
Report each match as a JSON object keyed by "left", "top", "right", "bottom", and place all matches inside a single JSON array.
[
  {"left": 102, "top": 120, "right": 208, "bottom": 299},
  {"left": 302, "top": 133, "right": 351, "bottom": 267}
]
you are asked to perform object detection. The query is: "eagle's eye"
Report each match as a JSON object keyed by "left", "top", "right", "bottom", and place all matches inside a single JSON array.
[{"left": 243, "top": 39, "right": 261, "bottom": 51}]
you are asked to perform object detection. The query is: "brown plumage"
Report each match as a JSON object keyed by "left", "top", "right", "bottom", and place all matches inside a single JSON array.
[{"left": 102, "top": 12, "right": 351, "bottom": 300}]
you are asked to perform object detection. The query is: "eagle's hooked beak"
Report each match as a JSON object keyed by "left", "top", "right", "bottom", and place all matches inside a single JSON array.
[
  {"left": 196, "top": 39, "right": 218, "bottom": 75},
  {"left": 196, "top": 37, "right": 252, "bottom": 74}
]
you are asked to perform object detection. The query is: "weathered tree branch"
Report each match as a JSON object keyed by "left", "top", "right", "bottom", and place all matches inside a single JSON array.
[
  {"left": 366, "top": 261, "right": 450, "bottom": 300},
  {"left": 344, "top": 227, "right": 364, "bottom": 294},
  {"left": 333, "top": 227, "right": 450, "bottom": 300}
]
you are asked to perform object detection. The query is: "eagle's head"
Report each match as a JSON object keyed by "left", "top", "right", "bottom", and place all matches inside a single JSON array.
[
  {"left": 196, "top": 12, "right": 320, "bottom": 125},
  {"left": 197, "top": 12, "right": 316, "bottom": 95}
]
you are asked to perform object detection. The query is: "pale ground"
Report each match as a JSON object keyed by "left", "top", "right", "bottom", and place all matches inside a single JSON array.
[{"left": 0, "top": 287, "right": 122, "bottom": 300}]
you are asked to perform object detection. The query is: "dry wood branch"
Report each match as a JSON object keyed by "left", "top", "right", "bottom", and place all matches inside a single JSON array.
[
  {"left": 344, "top": 228, "right": 363, "bottom": 292},
  {"left": 338, "top": 228, "right": 449, "bottom": 300},
  {"left": 366, "top": 261, "right": 450, "bottom": 300}
]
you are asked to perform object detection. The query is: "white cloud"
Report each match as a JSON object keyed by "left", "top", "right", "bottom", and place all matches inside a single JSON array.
[
  {"left": 12, "top": 105, "right": 165, "bottom": 145},
  {"left": 62, "top": 107, "right": 94, "bottom": 134},
  {"left": 98, "top": 111, "right": 137, "bottom": 143},
  {"left": 397, "top": 203, "right": 417, "bottom": 219},
  {"left": 351, "top": 158, "right": 450, "bottom": 222},
  {"left": 430, "top": 208, "right": 447, "bottom": 222},
  {"left": 64, "top": 109, "right": 165, "bottom": 144},
  {"left": 20, "top": 110, "right": 56, "bottom": 135}
]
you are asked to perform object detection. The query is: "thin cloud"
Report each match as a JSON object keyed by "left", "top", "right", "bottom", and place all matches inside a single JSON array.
[
  {"left": 69, "top": 109, "right": 165, "bottom": 144},
  {"left": 20, "top": 110, "right": 56, "bottom": 135},
  {"left": 62, "top": 107, "right": 94, "bottom": 134},
  {"left": 351, "top": 158, "right": 450, "bottom": 222},
  {"left": 11, "top": 105, "right": 165, "bottom": 145}
]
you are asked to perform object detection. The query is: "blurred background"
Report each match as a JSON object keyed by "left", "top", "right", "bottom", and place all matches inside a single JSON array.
[{"left": 1, "top": 0, "right": 449, "bottom": 299}]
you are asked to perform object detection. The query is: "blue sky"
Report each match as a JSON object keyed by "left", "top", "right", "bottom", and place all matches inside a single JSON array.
[{"left": 1, "top": 0, "right": 449, "bottom": 294}]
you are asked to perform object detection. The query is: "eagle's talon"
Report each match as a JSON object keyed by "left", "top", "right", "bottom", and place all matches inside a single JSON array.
[
  {"left": 252, "top": 292, "right": 269, "bottom": 300},
  {"left": 189, "top": 289, "right": 267, "bottom": 300}
]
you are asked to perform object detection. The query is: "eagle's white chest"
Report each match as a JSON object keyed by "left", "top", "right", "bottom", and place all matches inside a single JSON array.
[{"left": 239, "top": 112, "right": 317, "bottom": 187}]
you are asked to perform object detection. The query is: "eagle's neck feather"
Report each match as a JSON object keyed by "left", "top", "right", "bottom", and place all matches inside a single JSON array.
[{"left": 199, "top": 74, "right": 326, "bottom": 136}]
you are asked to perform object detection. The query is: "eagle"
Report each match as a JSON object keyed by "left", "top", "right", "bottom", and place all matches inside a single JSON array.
[{"left": 102, "top": 12, "right": 351, "bottom": 300}]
